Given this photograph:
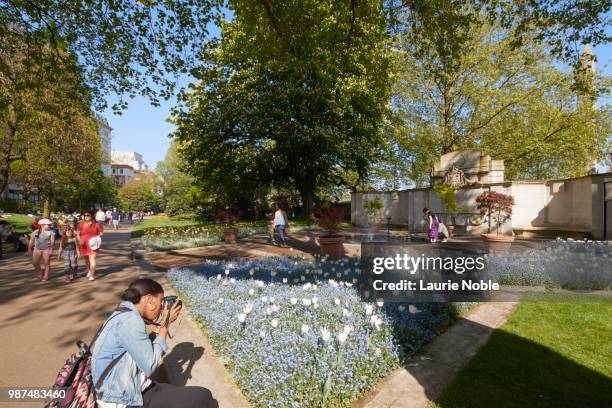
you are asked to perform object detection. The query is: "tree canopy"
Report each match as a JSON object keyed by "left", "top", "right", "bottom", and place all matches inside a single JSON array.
[{"left": 173, "top": 0, "right": 393, "bottom": 215}]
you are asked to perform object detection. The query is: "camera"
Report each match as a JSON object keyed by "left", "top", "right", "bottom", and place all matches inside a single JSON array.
[{"left": 164, "top": 295, "right": 183, "bottom": 308}]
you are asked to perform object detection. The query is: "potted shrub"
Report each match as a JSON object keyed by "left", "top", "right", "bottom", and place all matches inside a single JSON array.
[
  {"left": 313, "top": 205, "right": 346, "bottom": 260},
  {"left": 433, "top": 184, "right": 458, "bottom": 237},
  {"left": 363, "top": 197, "right": 384, "bottom": 231},
  {"left": 476, "top": 191, "right": 515, "bottom": 252},
  {"left": 217, "top": 209, "right": 239, "bottom": 243}
]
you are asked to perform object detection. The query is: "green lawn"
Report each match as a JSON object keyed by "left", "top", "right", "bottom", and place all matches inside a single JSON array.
[
  {"left": 130, "top": 215, "right": 206, "bottom": 237},
  {"left": 435, "top": 297, "right": 612, "bottom": 408},
  {"left": 1, "top": 213, "right": 34, "bottom": 233}
]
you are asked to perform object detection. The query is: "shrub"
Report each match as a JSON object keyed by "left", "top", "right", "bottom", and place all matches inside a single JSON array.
[
  {"left": 312, "top": 205, "right": 345, "bottom": 236},
  {"left": 475, "top": 191, "right": 514, "bottom": 235}
]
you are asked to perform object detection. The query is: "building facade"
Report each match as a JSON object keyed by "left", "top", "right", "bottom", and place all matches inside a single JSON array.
[
  {"left": 111, "top": 150, "right": 148, "bottom": 173},
  {"left": 96, "top": 114, "right": 113, "bottom": 177},
  {"left": 111, "top": 164, "right": 135, "bottom": 187}
]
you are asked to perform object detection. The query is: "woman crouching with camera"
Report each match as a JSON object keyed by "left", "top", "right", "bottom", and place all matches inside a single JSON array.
[{"left": 92, "top": 278, "right": 218, "bottom": 407}]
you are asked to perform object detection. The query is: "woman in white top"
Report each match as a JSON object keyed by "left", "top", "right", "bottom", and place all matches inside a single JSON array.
[{"left": 273, "top": 204, "right": 289, "bottom": 247}]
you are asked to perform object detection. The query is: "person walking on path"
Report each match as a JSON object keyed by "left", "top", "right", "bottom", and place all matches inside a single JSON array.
[
  {"left": 423, "top": 207, "right": 439, "bottom": 243},
  {"left": 92, "top": 278, "right": 218, "bottom": 408},
  {"left": 57, "top": 226, "right": 80, "bottom": 282},
  {"left": 28, "top": 218, "right": 55, "bottom": 281},
  {"left": 128, "top": 211, "right": 133, "bottom": 224},
  {"left": 273, "top": 205, "right": 289, "bottom": 247},
  {"left": 95, "top": 208, "right": 106, "bottom": 225},
  {"left": 111, "top": 207, "right": 121, "bottom": 230},
  {"left": 77, "top": 210, "right": 103, "bottom": 281}
]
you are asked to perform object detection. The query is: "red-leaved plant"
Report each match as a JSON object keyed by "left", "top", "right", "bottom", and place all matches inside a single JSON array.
[
  {"left": 476, "top": 191, "right": 514, "bottom": 235},
  {"left": 216, "top": 209, "right": 239, "bottom": 226},
  {"left": 312, "top": 205, "right": 345, "bottom": 237}
]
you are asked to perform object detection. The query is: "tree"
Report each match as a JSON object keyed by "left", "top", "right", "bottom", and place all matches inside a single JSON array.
[
  {"left": 53, "top": 170, "right": 118, "bottom": 213},
  {"left": 156, "top": 140, "right": 197, "bottom": 214},
  {"left": 118, "top": 178, "right": 162, "bottom": 213},
  {"left": 0, "top": 0, "right": 218, "bottom": 111},
  {"left": 384, "top": 1, "right": 611, "bottom": 68},
  {"left": 390, "top": 19, "right": 610, "bottom": 183},
  {"left": 173, "top": 0, "right": 393, "bottom": 216}
]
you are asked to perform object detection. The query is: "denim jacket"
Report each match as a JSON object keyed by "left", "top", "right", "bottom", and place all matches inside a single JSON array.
[{"left": 91, "top": 301, "right": 168, "bottom": 406}]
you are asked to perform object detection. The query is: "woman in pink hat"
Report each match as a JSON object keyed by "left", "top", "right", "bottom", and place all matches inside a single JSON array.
[
  {"left": 76, "top": 210, "right": 103, "bottom": 281},
  {"left": 28, "top": 218, "right": 55, "bottom": 281}
]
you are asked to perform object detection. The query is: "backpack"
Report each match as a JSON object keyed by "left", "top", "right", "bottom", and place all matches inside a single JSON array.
[{"left": 44, "top": 306, "right": 131, "bottom": 408}]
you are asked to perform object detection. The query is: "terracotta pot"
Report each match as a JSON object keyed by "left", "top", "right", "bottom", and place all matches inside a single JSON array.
[
  {"left": 480, "top": 233, "right": 514, "bottom": 253},
  {"left": 317, "top": 234, "right": 345, "bottom": 260},
  {"left": 224, "top": 227, "right": 238, "bottom": 243}
]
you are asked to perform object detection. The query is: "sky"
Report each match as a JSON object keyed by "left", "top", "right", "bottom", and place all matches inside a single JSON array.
[{"left": 102, "top": 26, "right": 612, "bottom": 171}]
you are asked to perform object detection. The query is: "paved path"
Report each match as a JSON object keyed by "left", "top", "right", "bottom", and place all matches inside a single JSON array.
[
  {"left": 0, "top": 226, "right": 248, "bottom": 408},
  {"left": 353, "top": 299, "right": 519, "bottom": 408}
]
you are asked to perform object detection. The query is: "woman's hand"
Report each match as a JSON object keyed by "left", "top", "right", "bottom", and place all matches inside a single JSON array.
[{"left": 169, "top": 301, "right": 182, "bottom": 324}]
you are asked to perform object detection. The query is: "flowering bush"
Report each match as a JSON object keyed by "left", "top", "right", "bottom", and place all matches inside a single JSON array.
[
  {"left": 486, "top": 239, "right": 612, "bottom": 289},
  {"left": 167, "top": 257, "right": 468, "bottom": 407}
]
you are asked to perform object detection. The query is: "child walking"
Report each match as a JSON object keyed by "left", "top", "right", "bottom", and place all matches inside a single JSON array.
[
  {"left": 58, "top": 226, "right": 80, "bottom": 282},
  {"left": 28, "top": 218, "right": 55, "bottom": 281}
]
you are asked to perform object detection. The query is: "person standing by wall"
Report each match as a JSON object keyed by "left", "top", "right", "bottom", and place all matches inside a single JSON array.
[
  {"left": 28, "top": 218, "right": 55, "bottom": 281},
  {"left": 423, "top": 207, "right": 439, "bottom": 243},
  {"left": 77, "top": 210, "right": 104, "bottom": 281}
]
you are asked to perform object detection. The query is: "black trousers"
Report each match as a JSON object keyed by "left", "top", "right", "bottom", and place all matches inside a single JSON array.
[{"left": 141, "top": 382, "right": 218, "bottom": 408}]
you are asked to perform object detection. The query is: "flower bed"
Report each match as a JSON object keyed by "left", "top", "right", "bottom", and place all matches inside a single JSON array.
[
  {"left": 487, "top": 239, "right": 612, "bottom": 290},
  {"left": 167, "top": 257, "right": 468, "bottom": 407},
  {"left": 141, "top": 221, "right": 310, "bottom": 251}
]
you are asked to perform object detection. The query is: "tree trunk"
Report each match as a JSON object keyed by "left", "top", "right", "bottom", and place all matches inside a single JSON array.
[{"left": 0, "top": 101, "right": 17, "bottom": 195}]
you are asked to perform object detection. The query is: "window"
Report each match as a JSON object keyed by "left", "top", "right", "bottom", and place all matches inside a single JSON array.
[{"left": 120, "top": 169, "right": 123, "bottom": 174}]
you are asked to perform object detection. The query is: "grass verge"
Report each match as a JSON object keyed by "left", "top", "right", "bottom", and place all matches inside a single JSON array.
[{"left": 435, "top": 296, "right": 612, "bottom": 407}]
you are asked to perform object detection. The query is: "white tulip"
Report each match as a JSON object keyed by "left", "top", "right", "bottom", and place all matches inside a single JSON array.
[
  {"left": 312, "top": 297, "right": 318, "bottom": 305},
  {"left": 249, "top": 289, "right": 255, "bottom": 296},
  {"left": 249, "top": 269, "right": 254, "bottom": 276},
  {"left": 269, "top": 297, "right": 275, "bottom": 303},
  {"left": 216, "top": 274, "right": 221, "bottom": 280},
  {"left": 365, "top": 304, "right": 374, "bottom": 315},
  {"left": 283, "top": 278, "right": 288, "bottom": 284},
  {"left": 300, "top": 276, "right": 306, "bottom": 281},
  {"left": 302, "top": 298, "right": 312, "bottom": 306},
  {"left": 321, "top": 328, "right": 331, "bottom": 342},
  {"left": 238, "top": 313, "right": 246, "bottom": 323},
  {"left": 408, "top": 305, "right": 419, "bottom": 314},
  {"left": 262, "top": 296, "right": 268, "bottom": 303},
  {"left": 218, "top": 298, "right": 224, "bottom": 304},
  {"left": 259, "top": 330, "right": 266, "bottom": 338},
  {"left": 376, "top": 300, "right": 384, "bottom": 308},
  {"left": 243, "top": 302, "right": 253, "bottom": 315},
  {"left": 342, "top": 308, "right": 351, "bottom": 317},
  {"left": 301, "top": 324, "right": 309, "bottom": 334},
  {"left": 334, "top": 298, "right": 341, "bottom": 306},
  {"left": 337, "top": 330, "right": 349, "bottom": 344},
  {"left": 230, "top": 278, "right": 236, "bottom": 284},
  {"left": 290, "top": 297, "right": 298, "bottom": 305},
  {"left": 398, "top": 305, "right": 405, "bottom": 312},
  {"left": 271, "top": 318, "right": 279, "bottom": 328},
  {"left": 224, "top": 269, "right": 229, "bottom": 275},
  {"left": 270, "top": 271, "right": 277, "bottom": 277}
]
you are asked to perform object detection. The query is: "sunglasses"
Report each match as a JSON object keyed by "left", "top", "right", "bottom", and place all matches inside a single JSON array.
[{"left": 84, "top": 214, "right": 92, "bottom": 217}]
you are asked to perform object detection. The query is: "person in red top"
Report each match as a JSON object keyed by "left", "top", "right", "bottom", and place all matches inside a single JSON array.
[{"left": 76, "top": 210, "right": 103, "bottom": 281}]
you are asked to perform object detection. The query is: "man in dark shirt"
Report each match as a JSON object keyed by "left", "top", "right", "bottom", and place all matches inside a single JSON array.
[{"left": 111, "top": 208, "right": 121, "bottom": 230}]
